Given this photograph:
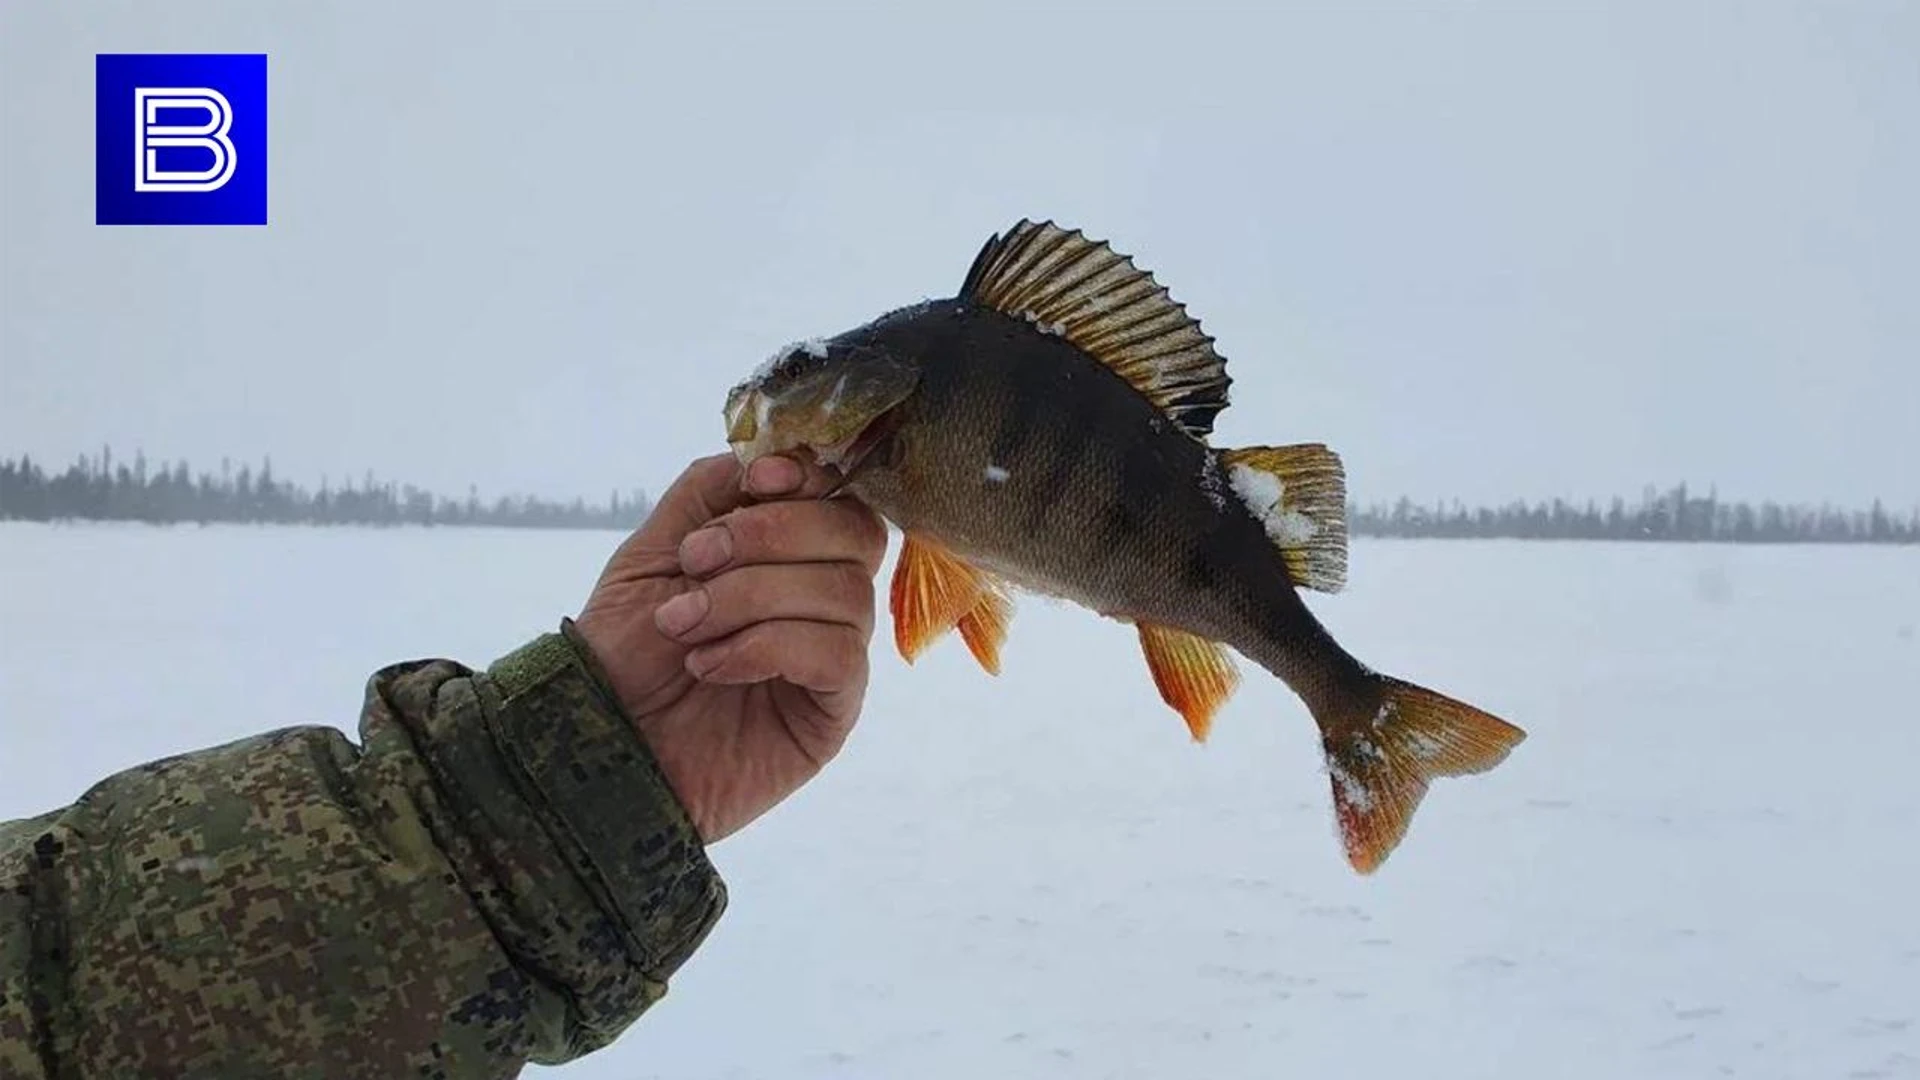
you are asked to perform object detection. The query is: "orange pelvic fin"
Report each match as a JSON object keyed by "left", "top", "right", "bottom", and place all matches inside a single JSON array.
[
  {"left": 889, "top": 533, "right": 1012, "bottom": 670},
  {"left": 1135, "top": 622, "right": 1241, "bottom": 742},
  {"left": 956, "top": 581, "right": 1014, "bottom": 675},
  {"left": 1323, "top": 678, "right": 1526, "bottom": 874}
]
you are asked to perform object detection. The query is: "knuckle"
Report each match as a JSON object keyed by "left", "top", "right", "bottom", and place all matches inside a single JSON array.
[
  {"left": 732, "top": 625, "right": 775, "bottom": 665},
  {"left": 723, "top": 504, "right": 781, "bottom": 556},
  {"left": 698, "top": 569, "right": 746, "bottom": 617},
  {"left": 713, "top": 568, "right": 782, "bottom": 627},
  {"left": 827, "top": 498, "right": 883, "bottom": 548},
  {"left": 849, "top": 504, "right": 888, "bottom": 553},
  {"left": 712, "top": 629, "right": 772, "bottom": 680},
  {"left": 832, "top": 622, "right": 869, "bottom": 669},
  {"left": 831, "top": 561, "right": 874, "bottom": 607},
  {"left": 686, "top": 453, "right": 740, "bottom": 489},
  {"left": 660, "top": 454, "right": 746, "bottom": 520}
]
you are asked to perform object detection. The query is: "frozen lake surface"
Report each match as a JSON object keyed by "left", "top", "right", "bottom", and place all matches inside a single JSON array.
[{"left": 2, "top": 522, "right": 1916, "bottom": 1079}]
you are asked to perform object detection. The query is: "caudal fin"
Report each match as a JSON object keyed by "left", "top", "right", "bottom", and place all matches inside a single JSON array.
[{"left": 1320, "top": 677, "right": 1526, "bottom": 874}]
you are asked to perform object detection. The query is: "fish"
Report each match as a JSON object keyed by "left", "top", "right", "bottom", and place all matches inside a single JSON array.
[{"left": 722, "top": 219, "right": 1525, "bottom": 873}]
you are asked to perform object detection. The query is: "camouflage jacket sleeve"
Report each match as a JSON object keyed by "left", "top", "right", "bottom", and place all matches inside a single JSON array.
[{"left": 0, "top": 620, "right": 728, "bottom": 1079}]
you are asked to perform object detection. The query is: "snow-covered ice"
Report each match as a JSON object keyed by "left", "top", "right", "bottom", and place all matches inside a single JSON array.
[{"left": 2, "top": 523, "right": 1917, "bottom": 1079}]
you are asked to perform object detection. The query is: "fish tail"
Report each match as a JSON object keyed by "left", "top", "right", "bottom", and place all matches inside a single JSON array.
[{"left": 1315, "top": 673, "right": 1525, "bottom": 873}]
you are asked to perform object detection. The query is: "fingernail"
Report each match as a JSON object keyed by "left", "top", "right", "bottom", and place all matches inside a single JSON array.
[
  {"left": 680, "top": 527, "right": 732, "bottom": 576},
  {"left": 654, "top": 589, "right": 711, "bottom": 637},
  {"left": 746, "top": 456, "right": 802, "bottom": 495}
]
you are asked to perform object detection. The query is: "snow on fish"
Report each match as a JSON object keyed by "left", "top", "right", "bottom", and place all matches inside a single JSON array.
[{"left": 722, "top": 218, "right": 1526, "bottom": 873}]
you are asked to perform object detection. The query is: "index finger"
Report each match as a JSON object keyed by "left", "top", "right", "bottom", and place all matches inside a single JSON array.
[
  {"left": 681, "top": 497, "right": 888, "bottom": 579},
  {"left": 643, "top": 452, "right": 844, "bottom": 545}
]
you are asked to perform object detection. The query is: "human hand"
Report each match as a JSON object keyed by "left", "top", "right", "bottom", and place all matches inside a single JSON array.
[{"left": 574, "top": 453, "right": 888, "bottom": 843}]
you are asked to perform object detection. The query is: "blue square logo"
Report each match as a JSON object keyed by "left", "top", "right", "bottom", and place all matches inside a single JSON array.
[{"left": 96, "top": 54, "right": 267, "bottom": 225}]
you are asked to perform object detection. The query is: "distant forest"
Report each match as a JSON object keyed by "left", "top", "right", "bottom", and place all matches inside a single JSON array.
[
  {"left": 1348, "top": 489, "right": 1916, "bottom": 544},
  {"left": 0, "top": 449, "right": 652, "bottom": 530},
  {"left": 2, "top": 447, "right": 1915, "bottom": 544}
]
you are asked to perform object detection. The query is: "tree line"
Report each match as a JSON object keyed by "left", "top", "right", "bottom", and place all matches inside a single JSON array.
[
  {"left": 2, "top": 449, "right": 1914, "bottom": 543},
  {"left": 1350, "top": 483, "right": 1917, "bottom": 544},
  {"left": 0, "top": 448, "right": 651, "bottom": 530}
]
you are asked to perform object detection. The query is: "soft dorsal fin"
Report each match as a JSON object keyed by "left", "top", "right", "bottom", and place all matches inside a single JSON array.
[
  {"left": 960, "top": 219, "right": 1232, "bottom": 440},
  {"left": 1220, "top": 443, "right": 1349, "bottom": 593}
]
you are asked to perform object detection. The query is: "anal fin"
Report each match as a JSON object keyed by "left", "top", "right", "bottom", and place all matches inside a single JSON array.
[
  {"left": 1220, "top": 443, "right": 1349, "bottom": 593},
  {"left": 1136, "top": 623, "right": 1241, "bottom": 742},
  {"left": 889, "top": 533, "right": 1014, "bottom": 674}
]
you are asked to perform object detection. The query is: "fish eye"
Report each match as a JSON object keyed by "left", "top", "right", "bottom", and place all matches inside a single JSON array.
[{"left": 749, "top": 338, "right": 833, "bottom": 391}]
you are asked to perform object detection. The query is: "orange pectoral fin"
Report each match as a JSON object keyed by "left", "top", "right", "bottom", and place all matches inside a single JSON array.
[
  {"left": 1136, "top": 623, "right": 1241, "bottom": 742},
  {"left": 889, "top": 533, "right": 998, "bottom": 665}
]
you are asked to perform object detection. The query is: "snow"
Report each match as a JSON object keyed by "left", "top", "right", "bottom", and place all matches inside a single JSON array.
[
  {"left": 1229, "top": 462, "right": 1319, "bottom": 545},
  {"left": 1198, "top": 452, "right": 1229, "bottom": 511},
  {"left": 984, "top": 465, "right": 1010, "bottom": 484},
  {"left": 1371, "top": 700, "right": 1395, "bottom": 729},
  {"left": 749, "top": 337, "right": 831, "bottom": 384},
  {"left": 1403, "top": 729, "right": 1448, "bottom": 762},
  {"left": 748, "top": 346, "right": 789, "bottom": 384},
  {"left": 1019, "top": 311, "right": 1069, "bottom": 338},
  {"left": 3, "top": 524, "right": 1918, "bottom": 1079},
  {"left": 1327, "top": 756, "right": 1375, "bottom": 813}
]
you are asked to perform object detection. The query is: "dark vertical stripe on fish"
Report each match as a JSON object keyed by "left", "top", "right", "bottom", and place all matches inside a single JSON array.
[
  {"left": 988, "top": 356, "right": 1047, "bottom": 477},
  {"left": 1099, "top": 431, "right": 1164, "bottom": 554},
  {"left": 913, "top": 345, "right": 962, "bottom": 418},
  {"left": 1020, "top": 357, "right": 1095, "bottom": 533},
  {"left": 1186, "top": 516, "right": 1242, "bottom": 592}
]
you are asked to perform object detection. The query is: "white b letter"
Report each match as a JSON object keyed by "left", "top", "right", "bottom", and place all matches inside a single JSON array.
[{"left": 134, "top": 88, "right": 237, "bottom": 192}]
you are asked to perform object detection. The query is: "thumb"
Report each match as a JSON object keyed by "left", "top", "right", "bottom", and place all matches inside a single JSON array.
[{"left": 644, "top": 454, "right": 765, "bottom": 545}]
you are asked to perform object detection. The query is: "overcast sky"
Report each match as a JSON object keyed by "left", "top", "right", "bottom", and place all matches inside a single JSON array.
[{"left": 3, "top": 2, "right": 1915, "bottom": 508}]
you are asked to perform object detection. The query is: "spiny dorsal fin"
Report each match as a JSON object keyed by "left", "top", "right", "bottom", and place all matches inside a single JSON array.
[
  {"left": 960, "top": 219, "right": 1231, "bottom": 440},
  {"left": 1220, "top": 444, "right": 1349, "bottom": 593}
]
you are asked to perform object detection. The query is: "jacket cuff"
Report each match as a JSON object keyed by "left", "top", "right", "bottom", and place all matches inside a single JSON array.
[{"left": 482, "top": 621, "right": 727, "bottom": 984}]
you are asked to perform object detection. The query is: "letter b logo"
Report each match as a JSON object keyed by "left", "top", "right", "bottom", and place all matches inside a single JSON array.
[
  {"left": 97, "top": 55, "right": 266, "bottom": 225},
  {"left": 134, "top": 88, "right": 238, "bottom": 192}
]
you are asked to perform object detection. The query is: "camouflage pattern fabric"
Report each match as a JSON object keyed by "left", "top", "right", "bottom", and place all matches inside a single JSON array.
[{"left": 0, "top": 619, "right": 727, "bottom": 1078}]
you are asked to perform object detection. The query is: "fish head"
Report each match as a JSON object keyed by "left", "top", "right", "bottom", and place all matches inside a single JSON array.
[{"left": 725, "top": 338, "right": 919, "bottom": 475}]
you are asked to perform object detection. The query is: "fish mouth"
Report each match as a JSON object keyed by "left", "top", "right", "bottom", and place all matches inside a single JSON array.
[
  {"left": 723, "top": 385, "right": 769, "bottom": 451},
  {"left": 725, "top": 385, "right": 901, "bottom": 485},
  {"left": 822, "top": 404, "right": 901, "bottom": 484}
]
